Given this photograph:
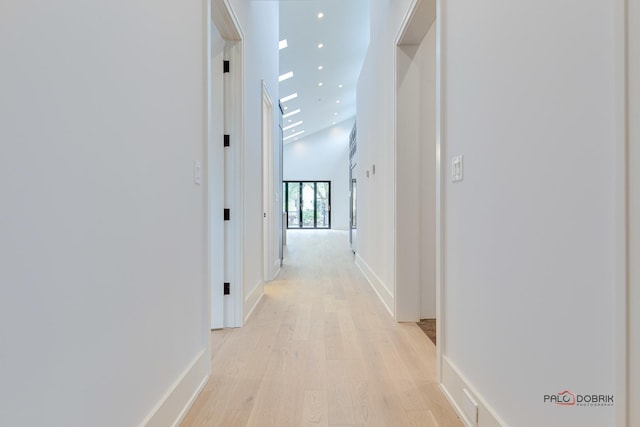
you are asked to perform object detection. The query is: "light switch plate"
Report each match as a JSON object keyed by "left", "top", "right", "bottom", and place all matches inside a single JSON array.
[
  {"left": 452, "top": 155, "right": 463, "bottom": 182},
  {"left": 194, "top": 161, "right": 202, "bottom": 185}
]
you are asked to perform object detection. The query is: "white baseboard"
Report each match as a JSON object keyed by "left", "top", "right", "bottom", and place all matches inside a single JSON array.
[
  {"left": 440, "top": 356, "right": 505, "bottom": 427},
  {"left": 244, "top": 280, "right": 265, "bottom": 323},
  {"left": 141, "top": 349, "right": 210, "bottom": 427},
  {"left": 355, "top": 254, "right": 394, "bottom": 316}
]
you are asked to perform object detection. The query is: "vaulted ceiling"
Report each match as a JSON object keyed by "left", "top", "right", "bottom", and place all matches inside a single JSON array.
[{"left": 279, "top": 0, "right": 370, "bottom": 143}]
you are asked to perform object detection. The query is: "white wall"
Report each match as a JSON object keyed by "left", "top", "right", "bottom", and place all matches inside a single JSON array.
[
  {"left": 0, "top": 0, "right": 209, "bottom": 425},
  {"left": 283, "top": 119, "right": 354, "bottom": 230},
  {"left": 227, "top": 0, "right": 280, "bottom": 319},
  {"left": 396, "top": 19, "right": 437, "bottom": 322},
  {"left": 396, "top": 42, "right": 422, "bottom": 321},
  {"left": 356, "top": 0, "right": 413, "bottom": 311},
  {"left": 629, "top": 0, "right": 640, "bottom": 424},
  {"left": 358, "top": 0, "right": 619, "bottom": 426},
  {"left": 418, "top": 25, "right": 437, "bottom": 320},
  {"left": 442, "top": 1, "right": 617, "bottom": 426}
]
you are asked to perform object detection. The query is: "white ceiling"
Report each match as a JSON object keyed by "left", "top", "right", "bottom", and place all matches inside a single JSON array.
[{"left": 279, "top": 0, "right": 370, "bottom": 143}]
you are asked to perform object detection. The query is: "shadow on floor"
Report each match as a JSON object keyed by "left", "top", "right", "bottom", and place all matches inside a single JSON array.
[{"left": 417, "top": 319, "right": 436, "bottom": 345}]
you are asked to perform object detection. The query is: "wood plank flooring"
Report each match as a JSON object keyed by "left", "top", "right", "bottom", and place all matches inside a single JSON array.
[{"left": 180, "top": 230, "right": 462, "bottom": 427}]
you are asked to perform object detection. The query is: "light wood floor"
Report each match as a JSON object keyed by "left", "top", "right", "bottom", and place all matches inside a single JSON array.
[{"left": 181, "top": 230, "right": 462, "bottom": 427}]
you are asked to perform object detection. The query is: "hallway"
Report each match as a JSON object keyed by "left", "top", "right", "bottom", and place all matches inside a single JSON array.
[{"left": 181, "top": 230, "right": 462, "bottom": 426}]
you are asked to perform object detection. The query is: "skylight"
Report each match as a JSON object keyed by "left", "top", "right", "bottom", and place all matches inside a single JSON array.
[
  {"left": 283, "top": 109, "right": 301, "bottom": 118},
  {"left": 280, "top": 93, "right": 298, "bottom": 103},
  {"left": 279, "top": 71, "right": 294, "bottom": 82},
  {"left": 283, "top": 121, "right": 303, "bottom": 131},
  {"left": 284, "top": 130, "right": 305, "bottom": 141}
]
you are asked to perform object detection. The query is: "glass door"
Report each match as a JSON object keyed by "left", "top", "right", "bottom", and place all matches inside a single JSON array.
[
  {"left": 316, "top": 182, "right": 330, "bottom": 228},
  {"left": 301, "top": 182, "right": 315, "bottom": 228},
  {"left": 284, "top": 181, "right": 331, "bottom": 229},
  {"left": 286, "top": 182, "right": 300, "bottom": 227}
]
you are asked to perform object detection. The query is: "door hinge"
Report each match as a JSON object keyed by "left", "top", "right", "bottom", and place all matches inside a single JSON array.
[
  {"left": 224, "top": 209, "right": 230, "bottom": 221},
  {"left": 224, "top": 283, "right": 230, "bottom": 295},
  {"left": 224, "top": 134, "right": 230, "bottom": 147},
  {"left": 223, "top": 60, "right": 230, "bottom": 73}
]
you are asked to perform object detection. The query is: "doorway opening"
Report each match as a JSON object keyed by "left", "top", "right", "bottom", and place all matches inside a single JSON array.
[
  {"left": 394, "top": 0, "right": 440, "bottom": 366},
  {"left": 284, "top": 181, "right": 331, "bottom": 229}
]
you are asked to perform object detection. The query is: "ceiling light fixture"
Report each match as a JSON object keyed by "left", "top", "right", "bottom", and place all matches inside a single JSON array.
[
  {"left": 279, "top": 39, "right": 288, "bottom": 50},
  {"left": 317, "top": 12, "right": 324, "bottom": 19},
  {"left": 278, "top": 71, "right": 294, "bottom": 82},
  {"left": 283, "top": 121, "right": 303, "bottom": 131},
  {"left": 338, "top": 84, "right": 343, "bottom": 88},
  {"left": 280, "top": 92, "right": 298, "bottom": 103},
  {"left": 336, "top": 100, "right": 340, "bottom": 104},
  {"left": 283, "top": 109, "right": 301, "bottom": 118},
  {"left": 334, "top": 112, "right": 338, "bottom": 116},
  {"left": 318, "top": 82, "right": 323, "bottom": 86},
  {"left": 318, "top": 65, "right": 324, "bottom": 70},
  {"left": 318, "top": 43, "right": 324, "bottom": 49},
  {"left": 284, "top": 130, "right": 305, "bottom": 141}
]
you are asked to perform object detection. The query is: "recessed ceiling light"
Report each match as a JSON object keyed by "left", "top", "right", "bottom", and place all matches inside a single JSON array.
[
  {"left": 317, "top": 12, "right": 324, "bottom": 19},
  {"left": 279, "top": 71, "right": 294, "bottom": 82},
  {"left": 284, "top": 106, "right": 288, "bottom": 110},
  {"left": 334, "top": 112, "right": 338, "bottom": 116},
  {"left": 336, "top": 100, "right": 340, "bottom": 104},
  {"left": 318, "top": 82, "right": 323, "bottom": 87},
  {"left": 288, "top": 119, "right": 292, "bottom": 123},
  {"left": 280, "top": 93, "right": 298, "bottom": 103},
  {"left": 283, "top": 120, "right": 303, "bottom": 131},
  {"left": 332, "top": 122, "right": 336, "bottom": 125},
  {"left": 284, "top": 130, "right": 305, "bottom": 141},
  {"left": 279, "top": 39, "right": 288, "bottom": 50},
  {"left": 283, "top": 109, "right": 301, "bottom": 118},
  {"left": 338, "top": 84, "right": 343, "bottom": 88},
  {"left": 317, "top": 43, "right": 324, "bottom": 49},
  {"left": 318, "top": 65, "right": 324, "bottom": 70}
]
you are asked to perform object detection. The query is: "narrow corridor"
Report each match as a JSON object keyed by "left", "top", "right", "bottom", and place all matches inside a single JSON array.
[{"left": 181, "top": 230, "right": 462, "bottom": 426}]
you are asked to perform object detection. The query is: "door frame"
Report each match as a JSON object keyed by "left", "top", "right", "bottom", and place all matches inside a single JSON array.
[
  {"left": 208, "top": 6, "right": 225, "bottom": 330},
  {"left": 393, "top": 0, "right": 441, "bottom": 374},
  {"left": 208, "top": 0, "right": 244, "bottom": 329}
]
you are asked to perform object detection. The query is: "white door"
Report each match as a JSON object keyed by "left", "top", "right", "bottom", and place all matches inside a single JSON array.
[{"left": 262, "top": 83, "right": 274, "bottom": 282}]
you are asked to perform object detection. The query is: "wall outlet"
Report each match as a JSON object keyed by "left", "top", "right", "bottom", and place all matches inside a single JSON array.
[{"left": 451, "top": 155, "right": 463, "bottom": 182}]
